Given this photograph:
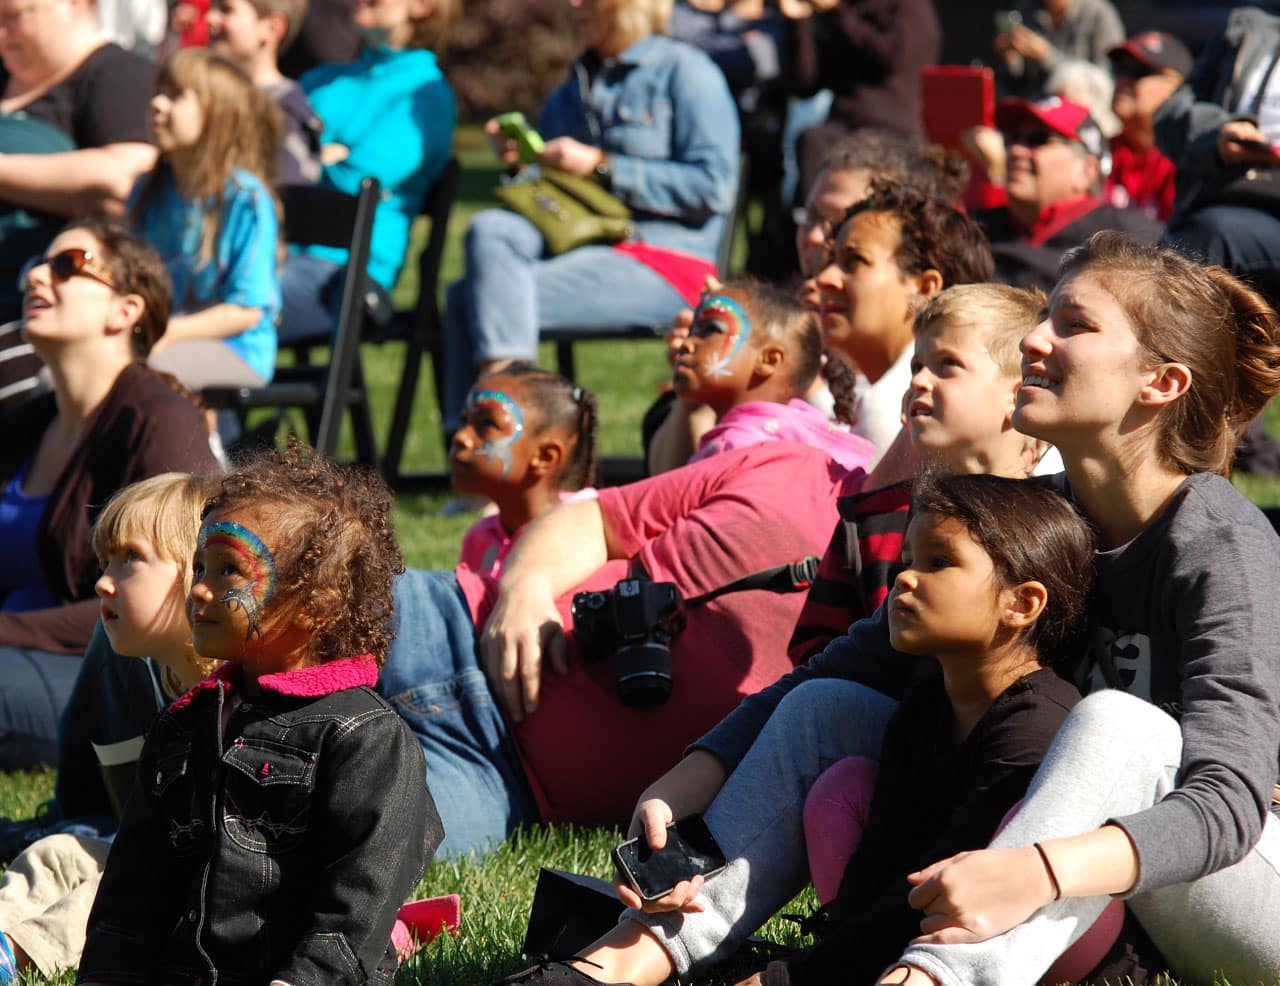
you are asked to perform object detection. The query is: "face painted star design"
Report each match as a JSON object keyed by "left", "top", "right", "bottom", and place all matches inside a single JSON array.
[
  {"left": 199, "top": 520, "right": 277, "bottom": 641},
  {"left": 467, "top": 388, "right": 525, "bottom": 477},
  {"left": 693, "top": 294, "right": 751, "bottom": 379}
]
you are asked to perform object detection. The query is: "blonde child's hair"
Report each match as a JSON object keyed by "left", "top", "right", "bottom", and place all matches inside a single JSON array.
[
  {"left": 913, "top": 283, "right": 1046, "bottom": 378},
  {"left": 244, "top": 0, "right": 309, "bottom": 52},
  {"left": 92, "top": 472, "right": 222, "bottom": 680},
  {"left": 130, "top": 49, "right": 283, "bottom": 267}
]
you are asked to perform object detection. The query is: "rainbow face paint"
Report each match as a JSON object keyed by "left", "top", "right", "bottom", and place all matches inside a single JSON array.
[
  {"left": 693, "top": 294, "right": 751, "bottom": 379},
  {"left": 467, "top": 388, "right": 525, "bottom": 477},
  {"left": 199, "top": 520, "right": 278, "bottom": 641}
]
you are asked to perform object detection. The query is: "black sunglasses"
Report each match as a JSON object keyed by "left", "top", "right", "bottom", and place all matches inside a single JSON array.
[{"left": 19, "top": 248, "right": 117, "bottom": 293}]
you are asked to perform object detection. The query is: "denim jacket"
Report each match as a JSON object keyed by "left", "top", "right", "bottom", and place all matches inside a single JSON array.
[
  {"left": 78, "top": 656, "right": 441, "bottom": 986},
  {"left": 538, "top": 33, "right": 741, "bottom": 260}
]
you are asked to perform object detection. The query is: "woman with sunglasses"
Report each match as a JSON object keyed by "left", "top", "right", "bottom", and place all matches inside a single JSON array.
[{"left": 0, "top": 217, "right": 216, "bottom": 771}]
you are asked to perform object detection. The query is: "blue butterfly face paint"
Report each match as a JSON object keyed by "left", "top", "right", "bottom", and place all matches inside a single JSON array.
[
  {"left": 692, "top": 294, "right": 752, "bottom": 380},
  {"left": 467, "top": 389, "right": 525, "bottom": 477}
]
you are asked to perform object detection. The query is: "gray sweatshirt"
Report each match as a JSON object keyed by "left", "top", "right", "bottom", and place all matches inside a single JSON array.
[{"left": 695, "top": 471, "right": 1280, "bottom": 892}]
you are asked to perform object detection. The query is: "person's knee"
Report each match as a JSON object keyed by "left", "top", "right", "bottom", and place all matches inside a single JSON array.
[
  {"left": 1063, "top": 689, "right": 1181, "bottom": 760},
  {"left": 769, "top": 679, "right": 895, "bottom": 748},
  {"left": 465, "top": 208, "right": 538, "bottom": 261}
]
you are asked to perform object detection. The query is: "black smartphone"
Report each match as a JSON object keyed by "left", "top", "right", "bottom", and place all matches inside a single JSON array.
[
  {"left": 612, "top": 815, "right": 728, "bottom": 902},
  {"left": 1232, "top": 136, "right": 1280, "bottom": 155}
]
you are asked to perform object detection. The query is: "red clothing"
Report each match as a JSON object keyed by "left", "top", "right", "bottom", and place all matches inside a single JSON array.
[
  {"left": 788, "top": 479, "right": 912, "bottom": 664},
  {"left": 458, "top": 443, "right": 846, "bottom": 825},
  {"left": 457, "top": 490, "right": 599, "bottom": 578},
  {"left": 1106, "top": 137, "right": 1176, "bottom": 222}
]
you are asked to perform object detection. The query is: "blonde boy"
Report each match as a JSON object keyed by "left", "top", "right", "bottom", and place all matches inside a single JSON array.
[
  {"left": 790, "top": 283, "right": 1055, "bottom": 662},
  {"left": 0, "top": 474, "right": 214, "bottom": 983},
  {"left": 206, "top": 0, "right": 322, "bottom": 184}
]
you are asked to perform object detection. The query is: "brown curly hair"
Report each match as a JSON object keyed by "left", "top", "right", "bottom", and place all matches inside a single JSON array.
[{"left": 203, "top": 443, "right": 405, "bottom": 665}]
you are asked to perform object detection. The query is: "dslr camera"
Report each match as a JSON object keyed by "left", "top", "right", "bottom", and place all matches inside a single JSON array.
[{"left": 571, "top": 577, "right": 686, "bottom": 708}]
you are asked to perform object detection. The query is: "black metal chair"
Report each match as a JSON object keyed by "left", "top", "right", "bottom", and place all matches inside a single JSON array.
[
  {"left": 203, "top": 177, "right": 380, "bottom": 461},
  {"left": 375, "top": 157, "right": 461, "bottom": 492}
]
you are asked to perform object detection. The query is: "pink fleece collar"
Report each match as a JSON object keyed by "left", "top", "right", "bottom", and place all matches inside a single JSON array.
[{"left": 169, "top": 654, "right": 379, "bottom": 711}]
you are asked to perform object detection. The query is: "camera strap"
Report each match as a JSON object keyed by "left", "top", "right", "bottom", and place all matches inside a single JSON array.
[{"left": 684, "top": 556, "right": 820, "bottom": 608}]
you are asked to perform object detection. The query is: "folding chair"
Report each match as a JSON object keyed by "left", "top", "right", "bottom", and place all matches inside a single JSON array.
[
  {"left": 376, "top": 157, "right": 461, "bottom": 492},
  {"left": 203, "top": 177, "right": 380, "bottom": 461}
]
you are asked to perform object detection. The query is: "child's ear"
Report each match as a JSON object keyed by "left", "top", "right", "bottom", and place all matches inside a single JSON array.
[
  {"left": 753, "top": 342, "right": 785, "bottom": 378},
  {"left": 265, "top": 11, "right": 289, "bottom": 45},
  {"left": 1001, "top": 580, "right": 1048, "bottom": 630},
  {"left": 914, "top": 268, "right": 945, "bottom": 301},
  {"left": 528, "top": 436, "right": 566, "bottom": 480}
]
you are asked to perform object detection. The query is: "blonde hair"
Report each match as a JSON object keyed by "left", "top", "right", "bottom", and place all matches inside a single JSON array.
[
  {"left": 914, "top": 283, "right": 1046, "bottom": 378},
  {"left": 131, "top": 49, "right": 283, "bottom": 267},
  {"left": 93, "top": 472, "right": 222, "bottom": 680},
  {"left": 612, "top": 0, "right": 672, "bottom": 47}
]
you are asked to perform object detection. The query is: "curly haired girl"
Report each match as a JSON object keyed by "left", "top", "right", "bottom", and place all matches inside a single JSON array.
[{"left": 78, "top": 445, "right": 442, "bottom": 986}]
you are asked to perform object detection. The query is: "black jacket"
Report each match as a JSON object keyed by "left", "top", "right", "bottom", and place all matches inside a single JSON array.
[{"left": 78, "top": 656, "right": 441, "bottom": 986}]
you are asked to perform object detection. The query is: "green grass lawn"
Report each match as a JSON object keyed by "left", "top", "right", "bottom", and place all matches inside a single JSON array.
[{"left": 1, "top": 125, "right": 1277, "bottom": 984}]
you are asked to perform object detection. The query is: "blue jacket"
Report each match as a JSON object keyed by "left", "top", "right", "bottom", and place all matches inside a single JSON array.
[
  {"left": 78, "top": 656, "right": 441, "bottom": 986},
  {"left": 538, "top": 34, "right": 740, "bottom": 261},
  {"left": 301, "top": 46, "right": 456, "bottom": 289}
]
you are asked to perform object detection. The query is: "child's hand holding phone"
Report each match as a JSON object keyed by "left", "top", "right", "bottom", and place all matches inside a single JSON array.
[{"left": 612, "top": 814, "right": 727, "bottom": 912}]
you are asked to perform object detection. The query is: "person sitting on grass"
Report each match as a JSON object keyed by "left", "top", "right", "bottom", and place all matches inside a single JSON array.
[
  {"left": 0, "top": 472, "right": 217, "bottom": 984},
  {"left": 672, "top": 279, "right": 870, "bottom": 473},
  {"left": 789, "top": 282, "right": 1057, "bottom": 661},
  {"left": 510, "top": 232, "right": 1280, "bottom": 986},
  {"left": 78, "top": 445, "right": 440, "bottom": 986},
  {"left": 452, "top": 363, "right": 600, "bottom": 579}
]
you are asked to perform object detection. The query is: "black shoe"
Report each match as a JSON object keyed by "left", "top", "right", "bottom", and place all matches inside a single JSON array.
[{"left": 494, "top": 957, "right": 635, "bottom": 986}]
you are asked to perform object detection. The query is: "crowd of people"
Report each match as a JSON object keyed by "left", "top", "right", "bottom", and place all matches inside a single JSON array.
[{"left": 0, "top": 0, "right": 1279, "bottom": 984}]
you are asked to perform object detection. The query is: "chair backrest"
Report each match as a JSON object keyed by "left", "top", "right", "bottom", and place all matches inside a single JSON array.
[
  {"left": 716, "top": 151, "right": 751, "bottom": 277},
  {"left": 414, "top": 157, "right": 461, "bottom": 328},
  {"left": 278, "top": 177, "right": 380, "bottom": 456}
]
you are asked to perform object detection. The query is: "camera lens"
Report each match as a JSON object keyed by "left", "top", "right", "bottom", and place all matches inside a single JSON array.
[{"left": 614, "top": 642, "right": 673, "bottom": 707}]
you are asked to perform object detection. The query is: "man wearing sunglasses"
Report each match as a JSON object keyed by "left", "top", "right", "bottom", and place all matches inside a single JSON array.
[
  {"left": 1105, "top": 31, "right": 1190, "bottom": 223},
  {"left": 970, "top": 94, "right": 1161, "bottom": 292}
]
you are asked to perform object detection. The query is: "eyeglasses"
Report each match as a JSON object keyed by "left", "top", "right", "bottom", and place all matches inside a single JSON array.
[
  {"left": 792, "top": 206, "right": 836, "bottom": 239},
  {"left": 18, "top": 248, "right": 117, "bottom": 293}
]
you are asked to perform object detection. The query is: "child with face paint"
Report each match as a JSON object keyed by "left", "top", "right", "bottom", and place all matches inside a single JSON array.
[
  {"left": 673, "top": 279, "right": 874, "bottom": 476},
  {"left": 451, "top": 362, "right": 601, "bottom": 578},
  {"left": 78, "top": 445, "right": 442, "bottom": 986}
]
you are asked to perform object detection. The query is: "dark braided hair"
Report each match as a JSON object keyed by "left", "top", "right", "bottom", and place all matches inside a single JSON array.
[
  {"left": 820, "top": 349, "right": 858, "bottom": 426},
  {"left": 490, "top": 362, "right": 599, "bottom": 490}
]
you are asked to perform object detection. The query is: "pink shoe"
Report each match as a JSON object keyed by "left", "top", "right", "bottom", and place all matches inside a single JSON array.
[{"left": 392, "top": 894, "right": 462, "bottom": 960}]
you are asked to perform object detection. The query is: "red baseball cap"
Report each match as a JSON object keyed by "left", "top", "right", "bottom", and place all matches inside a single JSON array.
[
  {"left": 995, "top": 96, "right": 1107, "bottom": 159},
  {"left": 1109, "top": 31, "right": 1192, "bottom": 77}
]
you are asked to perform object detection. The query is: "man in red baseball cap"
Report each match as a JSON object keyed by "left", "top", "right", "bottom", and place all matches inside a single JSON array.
[
  {"left": 1106, "top": 31, "right": 1192, "bottom": 221},
  {"left": 970, "top": 94, "right": 1161, "bottom": 291}
]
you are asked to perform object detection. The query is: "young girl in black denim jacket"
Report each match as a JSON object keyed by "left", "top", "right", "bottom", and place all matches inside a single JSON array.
[{"left": 78, "top": 445, "right": 442, "bottom": 986}]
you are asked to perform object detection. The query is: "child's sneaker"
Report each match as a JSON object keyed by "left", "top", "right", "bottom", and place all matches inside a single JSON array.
[{"left": 391, "top": 893, "right": 461, "bottom": 960}]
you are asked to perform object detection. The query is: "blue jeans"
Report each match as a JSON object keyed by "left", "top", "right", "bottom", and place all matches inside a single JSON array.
[
  {"left": 0, "top": 646, "right": 84, "bottom": 770},
  {"left": 442, "top": 208, "right": 687, "bottom": 429},
  {"left": 1163, "top": 204, "right": 1280, "bottom": 306},
  {"left": 377, "top": 569, "right": 538, "bottom": 858},
  {"left": 276, "top": 254, "right": 345, "bottom": 347},
  {"left": 629, "top": 678, "right": 898, "bottom": 974}
]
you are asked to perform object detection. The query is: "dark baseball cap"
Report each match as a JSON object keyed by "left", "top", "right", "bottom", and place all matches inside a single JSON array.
[{"left": 1109, "top": 31, "right": 1193, "bottom": 77}]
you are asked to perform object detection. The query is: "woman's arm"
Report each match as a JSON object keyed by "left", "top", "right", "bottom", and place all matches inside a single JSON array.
[{"left": 156, "top": 304, "right": 261, "bottom": 345}]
